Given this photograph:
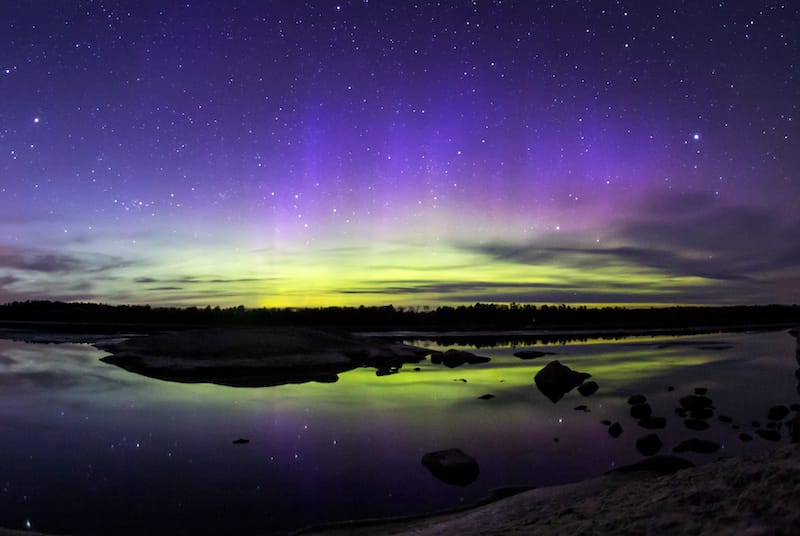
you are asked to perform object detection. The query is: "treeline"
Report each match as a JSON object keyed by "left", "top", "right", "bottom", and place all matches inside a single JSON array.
[{"left": 0, "top": 300, "right": 799, "bottom": 332}]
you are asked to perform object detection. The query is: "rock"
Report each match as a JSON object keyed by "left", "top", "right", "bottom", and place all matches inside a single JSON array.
[
  {"left": 513, "top": 350, "right": 554, "bottom": 359},
  {"left": 739, "top": 433, "right": 753, "bottom": 441},
  {"left": 608, "top": 422, "right": 623, "bottom": 438},
  {"left": 477, "top": 394, "right": 495, "bottom": 400},
  {"left": 635, "top": 434, "right": 662, "bottom": 456},
  {"left": 574, "top": 405, "right": 588, "bottom": 411},
  {"left": 413, "top": 367, "right": 421, "bottom": 371},
  {"left": 684, "top": 419, "right": 710, "bottom": 431},
  {"left": 432, "top": 350, "right": 491, "bottom": 368},
  {"left": 768, "top": 405, "right": 790, "bottom": 421},
  {"left": 453, "top": 378, "right": 467, "bottom": 383},
  {"left": 600, "top": 419, "right": 612, "bottom": 425},
  {"left": 553, "top": 437, "right": 559, "bottom": 443},
  {"left": 232, "top": 438, "right": 250, "bottom": 445},
  {"left": 608, "top": 456, "right": 694, "bottom": 476},
  {"left": 577, "top": 381, "right": 599, "bottom": 396},
  {"left": 788, "top": 415, "right": 800, "bottom": 443},
  {"left": 638, "top": 416, "right": 667, "bottom": 429},
  {"left": 694, "top": 387, "right": 708, "bottom": 395},
  {"left": 679, "top": 395, "right": 713, "bottom": 411},
  {"left": 421, "top": 448, "right": 480, "bottom": 486},
  {"left": 718, "top": 415, "right": 733, "bottom": 423},
  {"left": 534, "top": 361, "right": 592, "bottom": 403},
  {"left": 673, "top": 438, "right": 721, "bottom": 454},
  {"left": 630, "top": 404, "right": 652, "bottom": 420},
  {"left": 667, "top": 385, "right": 675, "bottom": 392},
  {"left": 690, "top": 407, "right": 714, "bottom": 420},
  {"left": 755, "top": 429, "right": 781, "bottom": 442},
  {"left": 628, "top": 394, "right": 647, "bottom": 405}
]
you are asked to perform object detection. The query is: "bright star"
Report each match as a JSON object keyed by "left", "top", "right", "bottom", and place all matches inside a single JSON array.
[
  {"left": 692, "top": 133, "right": 700, "bottom": 140},
  {"left": 33, "top": 117, "right": 40, "bottom": 123}
]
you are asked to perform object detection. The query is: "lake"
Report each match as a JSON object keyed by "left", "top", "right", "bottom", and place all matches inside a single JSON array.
[{"left": 0, "top": 329, "right": 797, "bottom": 535}]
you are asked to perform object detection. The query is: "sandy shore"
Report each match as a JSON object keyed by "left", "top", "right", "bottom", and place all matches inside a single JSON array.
[{"left": 300, "top": 444, "right": 800, "bottom": 535}]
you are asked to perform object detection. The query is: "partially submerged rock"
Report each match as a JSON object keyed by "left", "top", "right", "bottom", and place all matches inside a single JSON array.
[
  {"left": 636, "top": 434, "right": 662, "bottom": 456},
  {"left": 534, "top": 361, "right": 592, "bottom": 403},
  {"left": 577, "top": 381, "right": 599, "bottom": 396},
  {"left": 513, "top": 350, "right": 554, "bottom": 360},
  {"left": 673, "top": 438, "right": 720, "bottom": 454},
  {"left": 430, "top": 349, "right": 491, "bottom": 368},
  {"left": 421, "top": 448, "right": 480, "bottom": 486},
  {"left": 608, "top": 422, "right": 623, "bottom": 438},
  {"left": 638, "top": 416, "right": 667, "bottom": 429},
  {"left": 630, "top": 403, "right": 652, "bottom": 420},
  {"left": 768, "top": 405, "right": 790, "bottom": 421}
]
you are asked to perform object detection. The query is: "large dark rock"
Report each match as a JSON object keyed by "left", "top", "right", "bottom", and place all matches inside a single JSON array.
[
  {"left": 755, "top": 429, "right": 781, "bottom": 442},
  {"left": 431, "top": 350, "right": 491, "bottom": 368},
  {"left": 638, "top": 416, "right": 667, "bottom": 429},
  {"left": 690, "top": 407, "right": 714, "bottom": 420},
  {"left": 534, "top": 361, "right": 591, "bottom": 403},
  {"left": 627, "top": 394, "right": 647, "bottom": 405},
  {"left": 577, "top": 381, "right": 599, "bottom": 396},
  {"left": 608, "top": 456, "right": 694, "bottom": 476},
  {"left": 513, "top": 350, "right": 554, "bottom": 360},
  {"left": 768, "top": 405, "right": 790, "bottom": 421},
  {"left": 630, "top": 403, "right": 652, "bottom": 419},
  {"left": 608, "top": 422, "right": 623, "bottom": 438},
  {"left": 673, "top": 438, "right": 720, "bottom": 454},
  {"left": 684, "top": 419, "right": 710, "bottom": 431},
  {"left": 421, "top": 448, "right": 480, "bottom": 486},
  {"left": 635, "top": 434, "right": 662, "bottom": 456},
  {"left": 679, "top": 395, "right": 713, "bottom": 411}
]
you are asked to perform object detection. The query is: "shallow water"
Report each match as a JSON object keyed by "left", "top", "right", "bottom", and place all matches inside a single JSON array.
[{"left": 0, "top": 330, "right": 797, "bottom": 535}]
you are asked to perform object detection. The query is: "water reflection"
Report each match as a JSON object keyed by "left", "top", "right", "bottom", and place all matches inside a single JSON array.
[{"left": 0, "top": 330, "right": 797, "bottom": 535}]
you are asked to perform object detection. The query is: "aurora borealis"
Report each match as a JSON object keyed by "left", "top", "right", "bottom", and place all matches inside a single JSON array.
[{"left": 1, "top": 1, "right": 798, "bottom": 307}]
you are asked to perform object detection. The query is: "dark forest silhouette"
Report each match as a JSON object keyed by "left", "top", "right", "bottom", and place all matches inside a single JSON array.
[{"left": 0, "top": 300, "right": 798, "bottom": 333}]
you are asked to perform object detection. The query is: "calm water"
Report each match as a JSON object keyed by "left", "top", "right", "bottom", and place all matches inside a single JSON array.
[{"left": 0, "top": 329, "right": 797, "bottom": 535}]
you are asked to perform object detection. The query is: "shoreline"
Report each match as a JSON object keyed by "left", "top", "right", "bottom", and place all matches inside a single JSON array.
[{"left": 298, "top": 443, "right": 800, "bottom": 535}]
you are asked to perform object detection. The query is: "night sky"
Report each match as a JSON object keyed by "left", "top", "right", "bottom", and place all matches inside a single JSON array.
[{"left": 1, "top": 1, "right": 798, "bottom": 308}]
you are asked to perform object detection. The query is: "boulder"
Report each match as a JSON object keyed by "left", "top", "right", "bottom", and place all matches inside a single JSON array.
[
  {"left": 577, "top": 381, "right": 599, "bottom": 396},
  {"left": 630, "top": 403, "right": 652, "bottom": 419},
  {"left": 679, "top": 395, "right": 713, "bottom": 411},
  {"left": 684, "top": 419, "right": 710, "bottom": 431},
  {"left": 432, "top": 349, "right": 491, "bottom": 368},
  {"left": 477, "top": 394, "right": 495, "bottom": 400},
  {"left": 755, "top": 429, "right": 781, "bottom": 442},
  {"left": 638, "top": 416, "right": 667, "bottom": 429},
  {"left": 421, "top": 448, "right": 480, "bottom": 486},
  {"left": 627, "top": 394, "right": 647, "bottom": 405},
  {"left": 534, "top": 361, "right": 591, "bottom": 403},
  {"left": 767, "top": 405, "right": 790, "bottom": 421},
  {"left": 513, "top": 350, "right": 554, "bottom": 360},
  {"left": 608, "top": 456, "right": 694, "bottom": 476},
  {"left": 608, "top": 422, "right": 623, "bottom": 438},
  {"left": 673, "top": 438, "right": 720, "bottom": 454},
  {"left": 635, "top": 434, "right": 662, "bottom": 456},
  {"left": 690, "top": 407, "right": 714, "bottom": 420}
]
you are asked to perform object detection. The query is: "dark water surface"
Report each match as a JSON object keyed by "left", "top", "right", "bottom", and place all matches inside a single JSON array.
[{"left": 0, "top": 329, "right": 797, "bottom": 534}]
